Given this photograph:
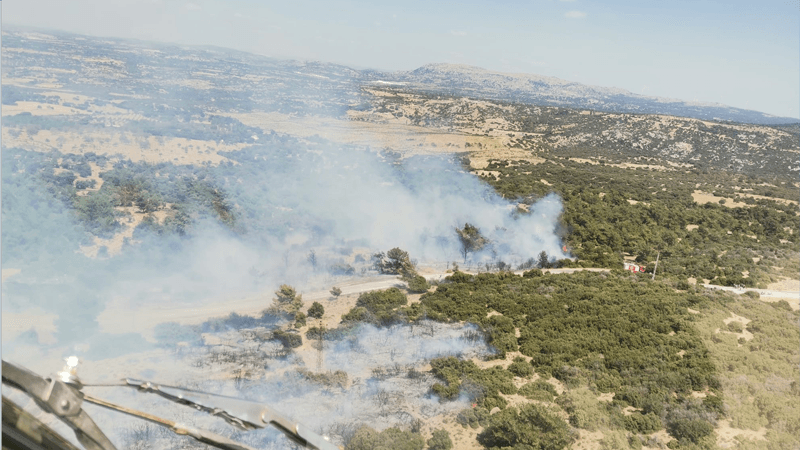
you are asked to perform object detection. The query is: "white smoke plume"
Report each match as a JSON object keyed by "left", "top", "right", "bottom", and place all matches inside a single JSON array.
[
  {"left": 2, "top": 30, "right": 568, "bottom": 449},
  {"left": 2, "top": 136, "right": 564, "bottom": 447},
  {"left": 6, "top": 321, "right": 493, "bottom": 449},
  {"left": 3, "top": 136, "right": 566, "bottom": 361}
]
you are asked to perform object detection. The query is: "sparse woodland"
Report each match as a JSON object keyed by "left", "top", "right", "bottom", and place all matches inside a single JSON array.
[{"left": 3, "top": 29, "right": 798, "bottom": 450}]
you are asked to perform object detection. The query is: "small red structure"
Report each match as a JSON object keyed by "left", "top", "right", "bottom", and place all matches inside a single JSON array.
[{"left": 623, "top": 262, "right": 646, "bottom": 273}]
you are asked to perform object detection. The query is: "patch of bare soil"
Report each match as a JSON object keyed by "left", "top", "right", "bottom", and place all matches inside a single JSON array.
[
  {"left": 715, "top": 420, "right": 767, "bottom": 448},
  {"left": 692, "top": 191, "right": 749, "bottom": 208},
  {"left": 767, "top": 278, "right": 800, "bottom": 292},
  {"left": 97, "top": 275, "right": 403, "bottom": 341},
  {"left": 79, "top": 207, "right": 171, "bottom": 258},
  {"left": 470, "top": 152, "right": 544, "bottom": 170},
  {"left": 756, "top": 294, "right": 799, "bottom": 311},
  {"left": 643, "top": 430, "right": 673, "bottom": 449},
  {"left": 597, "top": 392, "right": 614, "bottom": 402},
  {"left": 737, "top": 192, "right": 798, "bottom": 206},
  {"left": 433, "top": 417, "right": 482, "bottom": 450},
  {"left": 571, "top": 430, "right": 604, "bottom": 450},
  {"left": 223, "top": 110, "right": 484, "bottom": 157},
  {"left": 718, "top": 313, "right": 754, "bottom": 345},
  {"left": 622, "top": 405, "right": 642, "bottom": 416},
  {"left": 472, "top": 351, "right": 520, "bottom": 370},
  {"left": 2, "top": 127, "right": 244, "bottom": 165},
  {"left": 73, "top": 161, "right": 111, "bottom": 196},
  {"left": 569, "top": 158, "right": 674, "bottom": 172}
]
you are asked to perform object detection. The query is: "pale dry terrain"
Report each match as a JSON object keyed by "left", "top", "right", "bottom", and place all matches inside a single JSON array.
[
  {"left": 2, "top": 127, "right": 245, "bottom": 165},
  {"left": 4, "top": 45, "right": 798, "bottom": 449},
  {"left": 691, "top": 190, "right": 798, "bottom": 208}
]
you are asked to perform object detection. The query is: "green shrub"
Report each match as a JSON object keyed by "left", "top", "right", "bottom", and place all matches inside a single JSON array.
[
  {"left": 666, "top": 418, "right": 714, "bottom": 445},
  {"left": 523, "top": 268, "right": 543, "bottom": 278},
  {"left": 481, "top": 315, "right": 518, "bottom": 356},
  {"left": 477, "top": 404, "right": 572, "bottom": 450},
  {"left": 347, "top": 426, "right": 424, "bottom": 450},
  {"left": 445, "top": 271, "right": 473, "bottom": 283},
  {"left": 769, "top": 300, "right": 793, "bottom": 311},
  {"left": 342, "top": 307, "right": 373, "bottom": 324},
  {"left": 272, "top": 330, "right": 302, "bottom": 348},
  {"left": 356, "top": 287, "right": 408, "bottom": 312},
  {"left": 623, "top": 412, "right": 662, "bottom": 434},
  {"left": 294, "top": 312, "right": 307, "bottom": 328},
  {"left": 508, "top": 357, "right": 534, "bottom": 378},
  {"left": 426, "top": 429, "right": 452, "bottom": 450},
  {"left": 726, "top": 321, "right": 743, "bottom": 333},
  {"left": 701, "top": 394, "right": 725, "bottom": 415},
  {"left": 429, "top": 356, "right": 517, "bottom": 408},
  {"left": 628, "top": 434, "right": 644, "bottom": 450},
  {"left": 338, "top": 288, "right": 410, "bottom": 325},
  {"left": 270, "top": 284, "right": 304, "bottom": 316},
  {"left": 416, "top": 270, "right": 723, "bottom": 444},
  {"left": 456, "top": 407, "right": 490, "bottom": 429},
  {"left": 407, "top": 275, "right": 430, "bottom": 293},
  {"left": 308, "top": 301, "right": 325, "bottom": 319},
  {"left": 518, "top": 380, "right": 558, "bottom": 401}
]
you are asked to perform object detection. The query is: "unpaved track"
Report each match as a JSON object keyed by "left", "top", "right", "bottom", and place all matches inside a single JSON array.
[
  {"left": 97, "top": 274, "right": 404, "bottom": 340},
  {"left": 97, "top": 268, "right": 797, "bottom": 341},
  {"left": 701, "top": 284, "right": 799, "bottom": 310},
  {"left": 99, "top": 268, "right": 607, "bottom": 341}
]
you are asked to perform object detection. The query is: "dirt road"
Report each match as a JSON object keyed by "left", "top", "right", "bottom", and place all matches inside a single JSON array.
[
  {"left": 701, "top": 284, "right": 799, "bottom": 310},
  {"left": 96, "top": 268, "right": 797, "bottom": 341},
  {"left": 98, "top": 268, "right": 608, "bottom": 341},
  {"left": 97, "top": 274, "right": 405, "bottom": 341}
]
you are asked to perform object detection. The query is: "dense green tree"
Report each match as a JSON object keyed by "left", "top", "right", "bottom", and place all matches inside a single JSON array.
[
  {"left": 373, "top": 247, "right": 417, "bottom": 278},
  {"left": 74, "top": 191, "right": 118, "bottom": 235},
  {"left": 347, "top": 426, "right": 424, "bottom": 450},
  {"left": 426, "top": 429, "right": 453, "bottom": 450},
  {"left": 537, "top": 250, "right": 550, "bottom": 269},
  {"left": 507, "top": 357, "right": 533, "bottom": 378},
  {"left": 477, "top": 404, "right": 572, "bottom": 450},
  {"left": 407, "top": 275, "right": 430, "bottom": 293},
  {"left": 269, "top": 284, "right": 304, "bottom": 316},
  {"left": 455, "top": 223, "right": 489, "bottom": 263},
  {"left": 308, "top": 301, "right": 325, "bottom": 319}
]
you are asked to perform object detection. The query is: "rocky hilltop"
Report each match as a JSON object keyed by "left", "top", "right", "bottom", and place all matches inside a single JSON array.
[{"left": 388, "top": 63, "right": 798, "bottom": 125}]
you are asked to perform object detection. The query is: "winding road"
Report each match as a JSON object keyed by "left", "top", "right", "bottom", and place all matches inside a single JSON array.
[{"left": 95, "top": 268, "right": 799, "bottom": 341}]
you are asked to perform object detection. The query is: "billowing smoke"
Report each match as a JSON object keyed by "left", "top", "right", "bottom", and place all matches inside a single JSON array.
[
  {"left": 1, "top": 29, "right": 571, "bottom": 449},
  {"left": 3, "top": 137, "right": 564, "bottom": 446},
  {"left": 217, "top": 139, "right": 567, "bottom": 266},
  {"left": 2, "top": 131, "right": 565, "bottom": 446},
  {"left": 3, "top": 133, "right": 565, "bottom": 357},
  {"left": 6, "top": 321, "right": 493, "bottom": 449}
]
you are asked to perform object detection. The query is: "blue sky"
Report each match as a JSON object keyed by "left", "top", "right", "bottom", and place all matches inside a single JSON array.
[{"left": 4, "top": 0, "right": 799, "bottom": 118}]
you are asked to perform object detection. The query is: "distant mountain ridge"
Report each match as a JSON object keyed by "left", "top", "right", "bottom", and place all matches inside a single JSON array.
[
  {"left": 384, "top": 63, "right": 798, "bottom": 125},
  {"left": 3, "top": 27, "right": 796, "bottom": 125}
]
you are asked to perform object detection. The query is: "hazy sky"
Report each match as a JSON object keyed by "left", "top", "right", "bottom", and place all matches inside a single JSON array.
[{"left": 4, "top": 0, "right": 799, "bottom": 118}]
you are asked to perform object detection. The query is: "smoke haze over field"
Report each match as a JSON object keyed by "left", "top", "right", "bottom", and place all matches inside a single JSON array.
[
  {"left": 3, "top": 29, "right": 564, "bottom": 448},
  {"left": 2, "top": 133, "right": 567, "bottom": 362},
  {"left": 5, "top": 321, "right": 493, "bottom": 448},
  {"left": 2, "top": 133, "right": 564, "bottom": 443}
]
